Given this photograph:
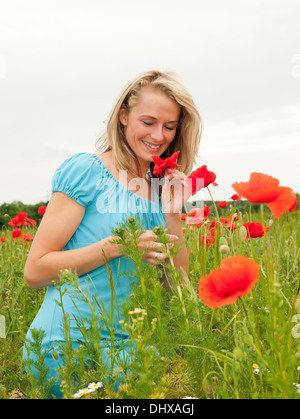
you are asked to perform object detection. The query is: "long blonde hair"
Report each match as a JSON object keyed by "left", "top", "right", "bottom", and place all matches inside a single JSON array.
[{"left": 96, "top": 70, "right": 202, "bottom": 176}]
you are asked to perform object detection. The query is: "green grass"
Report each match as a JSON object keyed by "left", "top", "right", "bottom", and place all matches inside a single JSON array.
[{"left": 0, "top": 205, "right": 300, "bottom": 399}]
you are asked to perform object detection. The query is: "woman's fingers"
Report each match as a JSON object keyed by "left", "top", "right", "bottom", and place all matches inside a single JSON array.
[{"left": 138, "top": 230, "right": 178, "bottom": 265}]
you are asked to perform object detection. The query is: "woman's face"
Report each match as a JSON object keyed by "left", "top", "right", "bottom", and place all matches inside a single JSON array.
[{"left": 119, "top": 87, "right": 181, "bottom": 169}]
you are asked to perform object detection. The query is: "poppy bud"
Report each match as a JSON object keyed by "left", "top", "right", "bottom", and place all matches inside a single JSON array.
[
  {"left": 231, "top": 212, "right": 239, "bottom": 221},
  {"left": 51, "top": 349, "right": 59, "bottom": 361},
  {"left": 239, "top": 225, "right": 248, "bottom": 241},
  {"left": 233, "top": 347, "right": 244, "bottom": 361},
  {"left": 219, "top": 244, "right": 230, "bottom": 255}
]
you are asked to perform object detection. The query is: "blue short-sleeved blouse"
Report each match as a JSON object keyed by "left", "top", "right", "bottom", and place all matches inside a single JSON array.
[{"left": 23, "top": 152, "right": 165, "bottom": 394}]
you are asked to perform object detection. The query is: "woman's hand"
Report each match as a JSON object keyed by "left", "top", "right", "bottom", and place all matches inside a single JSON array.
[
  {"left": 137, "top": 229, "right": 179, "bottom": 266},
  {"left": 160, "top": 168, "right": 191, "bottom": 214}
]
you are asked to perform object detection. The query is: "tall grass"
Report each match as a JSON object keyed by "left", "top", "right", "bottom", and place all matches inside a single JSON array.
[{"left": 0, "top": 205, "right": 299, "bottom": 399}]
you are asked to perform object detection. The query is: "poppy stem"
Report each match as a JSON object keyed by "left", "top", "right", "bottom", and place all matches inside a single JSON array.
[
  {"left": 239, "top": 298, "right": 263, "bottom": 358},
  {"left": 260, "top": 203, "right": 268, "bottom": 277},
  {"left": 207, "top": 186, "right": 220, "bottom": 222}
]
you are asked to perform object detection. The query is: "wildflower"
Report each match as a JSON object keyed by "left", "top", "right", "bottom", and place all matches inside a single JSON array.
[
  {"left": 232, "top": 172, "right": 296, "bottom": 219},
  {"left": 242, "top": 222, "right": 269, "bottom": 239},
  {"left": 8, "top": 212, "right": 37, "bottom": 227},
  {"left": 12, "top": 228, "right": 22, "bottom": 238},
  {"left": 198, "top": 255, "right": 260, "bottom": 308},
  {"left": 22, "top": 234, "right": 34, "bottom": 242},
  {"left": 229, "top": 194, "right": 240, "bottom": 200},
  {"left": 230, "top": 213, "right": 239, "bottom": 222},
  {"left": 0, "top": 237, "right": 6, "bottom": 243},
  {"left": 38, "top": 206, "right": 47, "bottom": 215},
  {"left": 73, "top": 382, "right": 103, "bottom": 398},
  {"left": 219, "top": 217, "right": 230, "bottom": 225},
  {"left": 152, "top": 150, "right": 182, "bottom": 176},
  {"left": 88, "top": 382, "right": 103, "bottom": 391},
  {"left": 208, "top": 220, "right": 220, "bottom": 232},
  {"left": 201, "top": 235, "right": 214, "bottom": 247},
  {"left": 252, "top": 363, "right": 260, "bottom": 374},
  {"left": 218, "top": 201, "right": 228, "bottom": 209},
  {"left": 128, "top": 308, "right": 147, "bottom": 316},
  {"left": 186, "top": 165, "right": 217, "bottom": 195},
  {"left": 184, "top": 207, "right": 209, "bottom": 227},
  {"left": 189, "top": 206, "right": 210, "bottom": 218}
]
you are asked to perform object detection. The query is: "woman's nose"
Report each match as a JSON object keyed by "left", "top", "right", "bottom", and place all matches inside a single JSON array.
[{"left": 150, "top": 124, "right": 164, "bottom": 142}]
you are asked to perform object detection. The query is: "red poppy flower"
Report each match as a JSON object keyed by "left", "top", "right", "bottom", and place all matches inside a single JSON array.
[
  {"left": 219, "top": 217, "right": 230, "bottom": 225},
  {"left": 12, "top": 228, "right": 22, "bottom": 238},
  {"left": 201, "top": 235, "right": 215, "bottom": 247},
  {"left": 203, "top": 206, "right": 211, "bottom": 217},
  {"left": 198, "top": 255, "right": 260, "bottom": 308},
  {"left": 289, "top": 195, "right": 297, "bottom": 213},
  {"left": 218, "top": 201, "right": 228, "bottom": 209},
  {"left": 242, "top": 222, "right": 269, "bottom": 239},
  {"left": 38, "top": 206, "right": 47, "bottom": 215},
  {"left": 186, "top": 165, "right": 217, "bottom": 195},
  {"left": 190, "top": 206, "right": 210, "bottom": 218},
  {"left": 232, "top": 173, "right": 296, "bottom": 219},
  {"left": 208, "top": 220, "right": 219, "bottom": 231},
  {"left": 8, "top": 213, "right": 26, "bottom": 227},
  {"left": 229, "top": 213, "right": 239, "bottom": 222},
  {"left": 8, "top": 212, "right": 37, "bottom": 227},
  {"left": 0, "top": 237, "right": 6, "bottom": 243},
  {"left": 22, "top": 234, "right": 34, "bottom": 242},
  {"left": 186, "top": 211, "right": 204, "bottom": 226},
  {"left": 184, "top": 207, "right": 210, "bottom": 227},
  {"left": 152, "top": 150, "right": 182, "bottom": 176},
  {"left": 229, "top": 194, "right": 240, "bottom": 200}
]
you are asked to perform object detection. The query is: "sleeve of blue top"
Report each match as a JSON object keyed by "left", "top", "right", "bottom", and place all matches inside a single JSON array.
[{"left": 51, "top": 152, "right": 100, "bottom": 208}]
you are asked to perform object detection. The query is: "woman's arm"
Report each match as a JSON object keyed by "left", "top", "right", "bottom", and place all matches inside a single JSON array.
[{"left": 24, "top": 192, "right": 122, "bottom": 289}]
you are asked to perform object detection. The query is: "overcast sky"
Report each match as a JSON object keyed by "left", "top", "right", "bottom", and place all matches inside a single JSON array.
[{"left": 0, "top": 0, "right": 299, "bottom": 205}]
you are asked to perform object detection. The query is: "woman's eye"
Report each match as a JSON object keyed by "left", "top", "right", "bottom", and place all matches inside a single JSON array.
[
  {"left": 143, "top": 121, "right": 153, "bottom": 126},
  {"left": 164, "top": 126, "right": 175, "bottom": 131}
]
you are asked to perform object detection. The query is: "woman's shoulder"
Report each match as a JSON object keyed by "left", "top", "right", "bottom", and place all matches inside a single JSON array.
[
  {"left": 60, "top": 152, "right": 102, "bottom": 167},
  {"left": 52, "top": 152, "right": 106, "bottom": 207}
]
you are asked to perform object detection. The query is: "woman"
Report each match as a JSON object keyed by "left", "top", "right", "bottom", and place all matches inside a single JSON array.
[{"left": 23, "top": 70, "right": 201, "bottom": 398}]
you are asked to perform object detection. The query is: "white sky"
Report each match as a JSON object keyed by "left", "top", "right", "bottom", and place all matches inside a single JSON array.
[{"left": 0, "top": 0, "right": 299, "bottom": 204}]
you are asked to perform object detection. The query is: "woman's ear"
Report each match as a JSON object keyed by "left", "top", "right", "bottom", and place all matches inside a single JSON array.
[{"left": 119, "top": 104, "right": 128, "bottom": 126}]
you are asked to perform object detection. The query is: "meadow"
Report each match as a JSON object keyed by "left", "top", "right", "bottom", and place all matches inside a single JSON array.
[{"left": 0, "top": 190, "right": 299, "bottom": 399}]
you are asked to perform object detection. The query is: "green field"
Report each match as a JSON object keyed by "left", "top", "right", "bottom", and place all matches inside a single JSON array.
[{"left": 0, "top": 200, "right": 300, "bottom": 399}]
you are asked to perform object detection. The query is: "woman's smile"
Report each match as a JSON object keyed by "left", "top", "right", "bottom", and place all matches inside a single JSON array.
[{"left": 141, "top": 140, "right": 162, "bottom": 151}]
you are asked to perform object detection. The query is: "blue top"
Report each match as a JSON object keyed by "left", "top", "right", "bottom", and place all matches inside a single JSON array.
[{"left": 26, "top": 152, "right": 165, "bottom": 348}]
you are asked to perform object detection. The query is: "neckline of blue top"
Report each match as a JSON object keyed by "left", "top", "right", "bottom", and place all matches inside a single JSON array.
[{"left": 90, "top": 153, "right": 159, "bottom": 204}]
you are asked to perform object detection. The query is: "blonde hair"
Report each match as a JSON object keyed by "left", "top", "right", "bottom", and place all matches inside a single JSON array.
[{"left": 96, "top": 70, "right": 202, "bottom": 176}]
